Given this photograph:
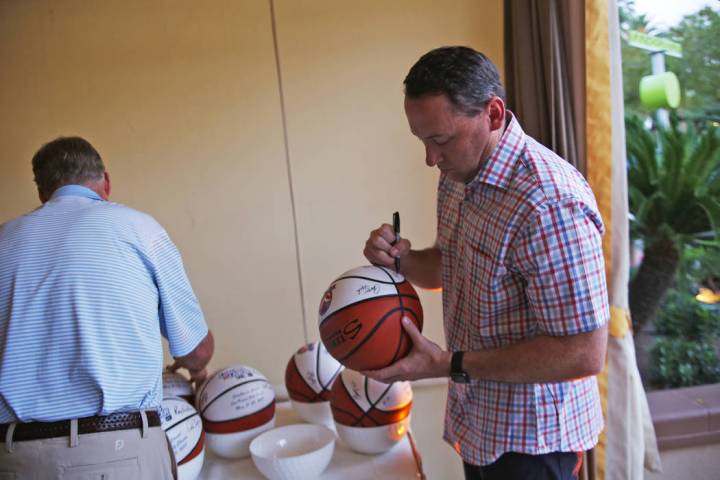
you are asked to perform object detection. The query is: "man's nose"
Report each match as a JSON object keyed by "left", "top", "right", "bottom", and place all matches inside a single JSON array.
[{"left": 425, "top": 145, "right": 441, "bottom": 167}]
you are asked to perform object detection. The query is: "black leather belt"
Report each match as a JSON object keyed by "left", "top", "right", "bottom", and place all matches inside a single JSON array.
[{"left": 0, "top": 411, "right": 161, "bottom": 443}]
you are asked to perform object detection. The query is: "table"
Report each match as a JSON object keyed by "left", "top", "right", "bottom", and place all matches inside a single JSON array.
[{"left": 198, "top": 401, "right": 423, "bottom": 479}]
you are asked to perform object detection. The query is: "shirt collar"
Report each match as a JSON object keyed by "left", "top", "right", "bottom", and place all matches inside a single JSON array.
[
  {"left": 50, "top": 185, "right": 104, "bottom": 201},
  {"left": 466, "top": 111, "right": 526, "bottom": 192}
]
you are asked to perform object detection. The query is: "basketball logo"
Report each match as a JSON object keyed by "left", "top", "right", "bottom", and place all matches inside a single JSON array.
[{"left": 319, "top": 284, "right": 335, "bottom": 316}]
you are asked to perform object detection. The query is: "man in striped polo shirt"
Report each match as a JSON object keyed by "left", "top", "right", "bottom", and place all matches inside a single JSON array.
[
  {"left": 0, "top": 137, "right": 213, "bottom": 478},
  {"left": 363, "top": 47, "right": 609, "bottom": 479}
]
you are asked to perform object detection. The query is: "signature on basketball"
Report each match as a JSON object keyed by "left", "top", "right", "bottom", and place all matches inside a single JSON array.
[
  {"left": 220, "top": 368, "right": 254, "bottom": 381},
  {"left": 326, "top": 319, "right": 362, "bottom": 348},
  {"left": 356, "top": 284, "right": 379, "bottom": 296}
]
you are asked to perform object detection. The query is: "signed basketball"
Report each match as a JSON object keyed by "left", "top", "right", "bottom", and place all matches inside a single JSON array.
[{"left": 318, "top": 265, "right": 423, "bottom": 371}]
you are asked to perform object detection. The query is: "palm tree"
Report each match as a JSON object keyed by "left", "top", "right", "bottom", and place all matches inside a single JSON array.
[{"left": 627, "top": 116, "right": 720, "bottom": 331}]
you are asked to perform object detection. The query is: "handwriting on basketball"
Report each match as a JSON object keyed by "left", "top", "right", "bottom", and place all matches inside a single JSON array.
[
  {"left": 219, "top": 367, "right": 254, "bottom": 381},
  {"left": 230, "top": 383, "right": 272, "bottom": 411},
  {"left": 356, "top": 284, "right": 379, "bottom": 296},
  {"left": 326, "top": 319, "right": 362, "bottom": 348}
]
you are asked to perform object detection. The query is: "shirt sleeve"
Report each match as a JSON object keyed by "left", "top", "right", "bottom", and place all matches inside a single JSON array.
[
  {"left": 147, "top": 229, "right": 209, "bottom": 357},
  {"left": 512, "top": 198, "right": 609, "bottom": 336}
]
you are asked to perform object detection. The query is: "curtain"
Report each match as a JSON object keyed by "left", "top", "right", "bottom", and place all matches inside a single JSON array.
[
  {"left": 587, "top": 0, "right": 663, "bottom": 478},
  {"left": 505, "top": 0, "right": 662, "bottom": 478},
  {"left": 504, "top": 0, "right": 586, "bottom": 173}
]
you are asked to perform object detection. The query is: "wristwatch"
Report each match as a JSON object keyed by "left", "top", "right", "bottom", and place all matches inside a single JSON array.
[{"left": 450, "top": 351, "right": 470, "bottom": 383}]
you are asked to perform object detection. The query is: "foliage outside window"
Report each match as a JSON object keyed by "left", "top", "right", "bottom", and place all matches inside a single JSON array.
[{"left": 620, "top": 0, "right": 720, "bottom": 389}]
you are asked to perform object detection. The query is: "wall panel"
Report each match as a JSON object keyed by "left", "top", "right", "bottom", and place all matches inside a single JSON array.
[
  {"left": 0, "top": 0, "right": 303, "bottom": 384},
  {"left": 274, "top": 0, "right": 504, "bottom": 348},
  {"left": 0, "top": 0, "right": 505, "bottom": 393}
]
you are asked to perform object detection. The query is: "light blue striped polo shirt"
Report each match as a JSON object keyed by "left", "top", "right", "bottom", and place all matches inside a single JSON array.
[{"left": 0, "top": 185, "right": 208, "bottom": 422}]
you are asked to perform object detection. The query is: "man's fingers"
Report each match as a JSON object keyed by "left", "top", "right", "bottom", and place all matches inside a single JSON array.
[
  {"left": 189, "top": 368, "right": 208, "bottom": 387},
  {"left": 378, "top": 224, "right": 397, "bottom": 243},
  {"left": 364, "top": 225, "right": 400, "bottom": 267},
  {"left": 389, "top": 238, "right": 411, "bottom": 258},
  {"left": 401, "top": 316, "right": 424, "bottom": 343}
]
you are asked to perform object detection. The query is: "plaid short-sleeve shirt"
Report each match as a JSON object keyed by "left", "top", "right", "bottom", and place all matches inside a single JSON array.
[{"left": 438, "top": 113, "right": 609, "bottom": 465}]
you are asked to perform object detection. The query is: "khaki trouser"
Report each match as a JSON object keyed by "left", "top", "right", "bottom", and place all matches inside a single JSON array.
[{"left": 0, "top": 412, "right": 175, "bottom": 480}]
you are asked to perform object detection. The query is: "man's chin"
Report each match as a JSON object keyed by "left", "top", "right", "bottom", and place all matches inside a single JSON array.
[{"left": 444, "top": 171, "right": 466, "bottom": 183}]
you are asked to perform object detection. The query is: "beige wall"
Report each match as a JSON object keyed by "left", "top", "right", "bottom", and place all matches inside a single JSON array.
[{"left": 0, "top": 0, "right": 503, "bottom": 384}]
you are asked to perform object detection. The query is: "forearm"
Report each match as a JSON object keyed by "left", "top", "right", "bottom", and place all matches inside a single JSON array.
[
  {"left": 401, "top": 246, "right": 442, "bottom": 290},
  {"left": 460, "top": 324, "right": 608, "bottom": 383},
  {"left": 174, "top": 330, "right": 214, "bottom": 372}
]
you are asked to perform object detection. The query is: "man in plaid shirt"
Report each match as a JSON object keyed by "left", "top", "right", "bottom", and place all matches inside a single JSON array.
[{"left": 363, "top": 46, "right": 609, "bottom": 480}]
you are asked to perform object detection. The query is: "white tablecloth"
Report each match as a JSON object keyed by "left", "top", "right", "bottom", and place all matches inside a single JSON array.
[{"left": 198, "top": 401, "right": 422, "bottom": 479}]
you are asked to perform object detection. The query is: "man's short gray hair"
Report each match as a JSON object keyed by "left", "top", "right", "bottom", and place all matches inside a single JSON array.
[{"left": 32, "top": 137, "right": 105, "bottom": 198}]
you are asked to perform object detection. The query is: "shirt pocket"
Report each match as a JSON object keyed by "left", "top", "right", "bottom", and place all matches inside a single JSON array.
[{"left": 463, "top": 243, "right": 507, "bottom": 335}]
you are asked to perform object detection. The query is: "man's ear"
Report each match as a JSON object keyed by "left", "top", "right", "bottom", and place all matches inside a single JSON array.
[
  {"left": 101, "top": 171, "right": 111, "bottom": 200},
  {"left": 486, "top": 96, "right": 506, "bottom": 131}
]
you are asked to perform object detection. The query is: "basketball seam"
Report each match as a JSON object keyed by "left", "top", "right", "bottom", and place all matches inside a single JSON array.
[
  {"left": 178, "top": 430, "right": 205, "bottom": 465},
  {"left": 296, "top": 353, "right": 321, "bottom": 396},
  {"left": 379, "top": 265, "right": 409, "bottom": 366},
  {"left": 288, "top": 358, "right": 322, "bottom": 402},
  {"left": 164, "top": 411, "right": 200, "bottom": 433},
  {"left": 334, "top": 377, "right": 411, "bottom": 426},
  {"left": 318, "top": 342, "right": 343, "bottom": 393},
  {"left": 363, "top": 376, "right": 395, "bottom": 420},
  {"left": 333, "top": 274, "right": 399, "bottom": 285},
  {"left": 314, "top": 342, "right": 323, "bottom": 392},
  {"left": 323, "top": 365, "right": 343, "bottom": 392},
  {"left": 331, "top": 403, "right": 364, "bottom": 424},
  {"left": 319, "top": 293, "right": 419, "bottom": 327},
  {"left": 288, "top": 386, "right": 321, "bottom": 402},
  {"left": 200, "top": 378, "right": 270, "bottom": 415},
  {"left": 338, "top": 376, "right": 381, "bottom": 426}
]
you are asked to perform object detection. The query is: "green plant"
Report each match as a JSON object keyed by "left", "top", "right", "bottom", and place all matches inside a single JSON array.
[
  {"left": 626, "top": 116, "right": 720, "bottom": 331},
  {"left": 654, "top": 290, "right": 720, "bottom": 338},
  {"left": 676, "top": 246, "right": 720, "bottom": 293},
  {"left": 649, "top": 280, "right": 720, "bottom": 389},
  {"left": 649, "top": 337, "right": 720, "bottom": 389}
]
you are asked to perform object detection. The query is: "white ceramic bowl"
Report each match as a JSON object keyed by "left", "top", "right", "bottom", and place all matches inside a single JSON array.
[
  {"left": 335, "top": 415, "right": 411, "bottom": 454},
  {"left": 290, "top": 400, "right": 333, "bottom": 426},
  {"left": 250, "top": 424, "right": 335, "bottom": 480}
]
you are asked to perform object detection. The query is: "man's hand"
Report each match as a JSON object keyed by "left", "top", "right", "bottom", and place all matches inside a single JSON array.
[
  {"left": 363, "top": 223, "right": 442, "bottom": 289},
  {"left": 364, "top": 223, "right": 412, "bottom": 268},
  {"left": 168, "top": 360, "right": 208, "bottom": 387},
  {"left": 169, "top": 331, "right": 214, "bottom": 388},
  {"left": 362, "top": 317, "right": 451, "bottom": 383}
]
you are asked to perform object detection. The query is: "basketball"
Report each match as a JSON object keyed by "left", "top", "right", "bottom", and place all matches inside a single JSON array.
[
  {"left": 330, "top": 368, "right": 413, "bottom": 454},
  {"left": 318, "top": 265, "right": 423, "bottom": 371},
  {"left": 160, "top": 397, "right": 205, "bottom": 480},
  {"left": 196, "top": 365, "right": 276, "bottom": 459},
  {"left": 163, "top": 370, "right": 195, "bottom": 405},
  {"left": 284, "top": 341, "right": 344, "bottom": 424}
]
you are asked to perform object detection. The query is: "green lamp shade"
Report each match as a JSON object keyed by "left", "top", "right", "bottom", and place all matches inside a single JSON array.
[{"left": 639, "top": 72, "right": 681, "bottom": 109}]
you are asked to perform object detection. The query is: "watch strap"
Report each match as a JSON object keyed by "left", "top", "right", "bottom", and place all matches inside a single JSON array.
[
  {"left": 450, "top": 351, "right": 470, "bottom": 383},
  {"left": 451, "top": 351, "right": 465, "bottom": 375}
]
